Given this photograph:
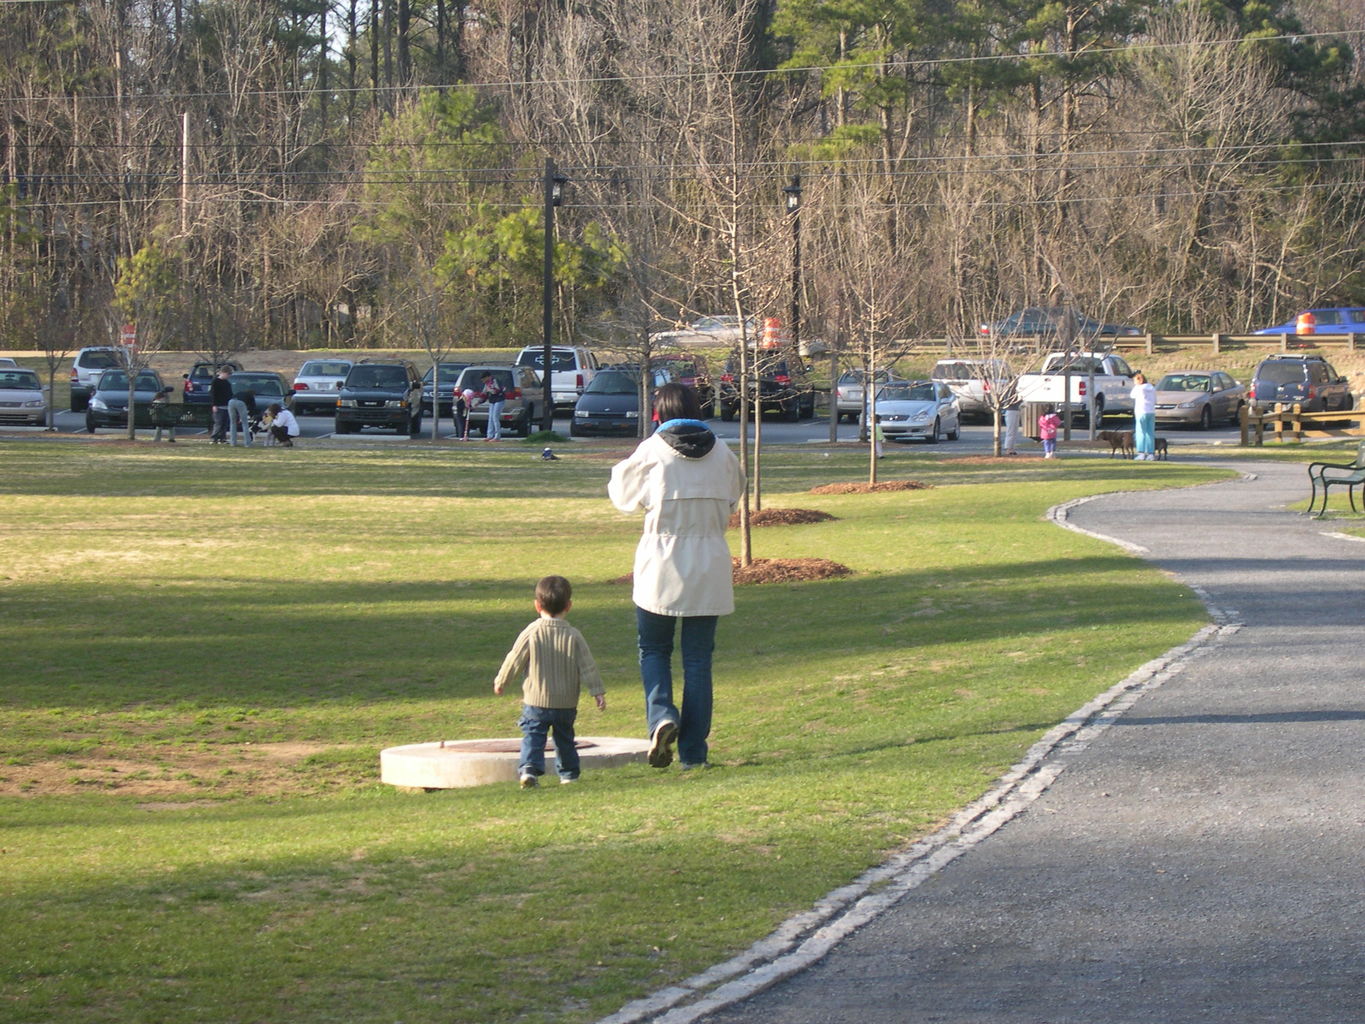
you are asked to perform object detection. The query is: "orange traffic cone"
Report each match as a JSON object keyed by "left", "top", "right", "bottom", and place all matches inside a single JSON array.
[{"left": 1296, "top": 311, "right": 1317, "bottom": 335}]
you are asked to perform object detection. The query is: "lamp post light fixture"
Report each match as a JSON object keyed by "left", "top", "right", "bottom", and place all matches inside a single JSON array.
[{"left": 542, "top": 158, "right": 568, "bottom": 432}]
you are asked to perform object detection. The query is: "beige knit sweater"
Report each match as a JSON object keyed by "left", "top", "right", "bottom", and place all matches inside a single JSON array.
[{"left": 493, "top": 616, "right": 605, "bottom": 709}]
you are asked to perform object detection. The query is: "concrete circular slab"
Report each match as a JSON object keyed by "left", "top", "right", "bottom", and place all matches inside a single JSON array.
[{"left": 380, "top": 736, "right": 651, "bottom": 789}]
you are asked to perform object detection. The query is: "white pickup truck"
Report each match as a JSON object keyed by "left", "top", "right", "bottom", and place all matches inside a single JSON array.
[{"left": 1015, "top": 351, "right": 1137, "bottom": 423}]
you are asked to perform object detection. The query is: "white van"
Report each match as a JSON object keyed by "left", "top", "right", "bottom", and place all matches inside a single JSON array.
[
  {"left": 514, "top": 345, "right": 600, "bottom": 408},
  {"left": 930, "top": 358, "right": 1012, "bottom": 421}
]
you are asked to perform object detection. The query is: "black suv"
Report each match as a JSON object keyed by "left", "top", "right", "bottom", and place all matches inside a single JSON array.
[
  {"left": 334, "top": 359, "right": 424, "bottom": 435},
  {"left": 718, "top": 348, "right": 816, "bottom": 421},
  {"left": 1249, "top": 355, "right": 1353, "bottom": 414}
]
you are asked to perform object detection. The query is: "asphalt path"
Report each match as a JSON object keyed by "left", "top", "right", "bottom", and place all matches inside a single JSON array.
[{"left": 601, "top": 460, "right": 1364, "bottom": 1024}]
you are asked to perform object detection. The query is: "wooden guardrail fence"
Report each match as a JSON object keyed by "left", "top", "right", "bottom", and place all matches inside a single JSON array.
[{"left": 1240, "top": 403, "right": 1364, "bottom": 445}]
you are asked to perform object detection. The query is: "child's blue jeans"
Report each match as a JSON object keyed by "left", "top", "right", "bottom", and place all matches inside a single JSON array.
[{"left": 518, "top": 705, "right": 580, "bottom": 780}]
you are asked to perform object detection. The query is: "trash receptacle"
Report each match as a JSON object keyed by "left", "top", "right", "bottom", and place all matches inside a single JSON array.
[{"left": 1021, "top": 402, "right": 1049, "bottom": 441}]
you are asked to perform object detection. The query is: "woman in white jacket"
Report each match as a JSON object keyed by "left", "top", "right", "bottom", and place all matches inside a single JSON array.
[{"left": 609, "top": 383, "right": 745, "bottom": 770}]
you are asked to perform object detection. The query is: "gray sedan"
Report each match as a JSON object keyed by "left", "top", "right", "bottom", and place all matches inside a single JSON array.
[
  {"left": 1153, "top": 371, "right": 1246, "bottom": 429},
  {"left": 874, "top": 380, "right": 961, "bottom": 443}
]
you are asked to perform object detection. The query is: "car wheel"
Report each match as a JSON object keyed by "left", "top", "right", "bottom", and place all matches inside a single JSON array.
[
  {"left": 926, "top": 418, "right": 940, "bottom": 444},
  {"left": 720, "top": 404, "right": 735, "bottom": 422},
  {"left": 1230, "top": 402, "right": 1245, "bottom": 426},
  {"left": 85, "top": 414, "right": 95, "bottom": 433},
  {"left": 335, "top": 421, "right": 352, "bottom": 434},
  {"left": 947, "top": 421, "right": 959, "bottom": 441},
  {"left": 1199, "top": 405, "right": 1213, "bottom": 430},
  {"left": 569, "top": 420, "right": 583, "bottom": 438},
  {"left": 1093, "top": 396, "right": 1105, "bottom": 423}
]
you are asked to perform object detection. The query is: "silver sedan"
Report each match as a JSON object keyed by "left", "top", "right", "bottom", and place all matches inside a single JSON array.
[
  {"left": 874, "top": 380, "right": 961, "bottom": 443},
  {"left": 1153, "top": 371, "right": 1246, "bottom": 429}
]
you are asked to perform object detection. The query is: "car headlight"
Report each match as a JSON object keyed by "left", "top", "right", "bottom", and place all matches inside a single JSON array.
[
  {"left": 90, "top": 397, "right": 108, "bottom": 410},
  {"left": 385, "top": 399, "right": 407, "bottom": 408},
  {"left": 574, "top": 409, "right": 588, "bottom": 419},
  {"left": 910, "top": 410, "right": 930, "bottom": 423},
  {"left": 23, "top": 399, "right": 44, "bottom": 409},
  {"left": 337, "top": 399, "right": 355, "bottom": 408},
  {"left": 1178, "top": 398, "right": 1202, "bottom": 409}
]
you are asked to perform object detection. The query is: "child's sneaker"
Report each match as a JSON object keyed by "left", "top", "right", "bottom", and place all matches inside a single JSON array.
[
  {"left": 519, "top": 773, "right": 538, "bottom": 789},
  {"left": 560, "top": 776, "right": 577, "bottom": 785}
]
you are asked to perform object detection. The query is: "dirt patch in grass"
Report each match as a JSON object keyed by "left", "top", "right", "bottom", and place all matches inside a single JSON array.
[
  {"left": 810, "top": 479, "right": 932, "bottom": 494},
  {"left": 0, "top": 742, "right": 363, "bottom": 798},
  {"left": 728, "top": 508, "right": 837, "bottom": 528}
]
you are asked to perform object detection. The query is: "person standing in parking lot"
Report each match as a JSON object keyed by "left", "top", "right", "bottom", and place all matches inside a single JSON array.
[
  {"left": 608, "top": 382, "right": 745, "bottom": 771},
  {"left": 209, "top": 367, "right": 234, "bottom": 444},
  {"left": 482, "top": 373, "right": 506, "bottom": 440}
]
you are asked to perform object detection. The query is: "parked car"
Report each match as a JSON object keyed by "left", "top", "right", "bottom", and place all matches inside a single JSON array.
[
  {"left": 291, "top": 359, "right": 353, "bottom": 415},
  {"left": 1253, "top": 307, "right": 1365, "bottom": 335},
  {"left": 717, "top": 349, "right": 817, "bottom": 421},
  {"left": 873, "top": 380, "right": 961, "bottom": 443},
  {"left": 334, "top": 360, "right": 424, "bottom": 435},
  {"left": 834, "top": 369, "right": 900, "bottom": 425},
  {"left": 979, "top": 307, "right": 1141, "bottom": 341},
  {"left": 0, "top": 367, "right": 49, "bottom": 426},
  {"left": 650, "top": 315, "right": 757, "bottom": 346},
  {"left": 1153, "top": 371, "right": 1246, "bottom": 429},
  {"left": 0, "top": 356, "right": 18, "bottom": 367},
  {"left": 229, "top": 371, "right": 292, "bottom": 415},
  {"left": 931, "top": 358, "right": 1014, "bottom": 421},
  {"left": 183, "top": 360, "right": 243, "bottom": 405},
  {"left": 69, "top": 347, "right": 127, "bottom": 411},
  {"left": 85, "top": 368, "right": 167, "bottom": 431},
  {"left": 1248, "top": 355, "right": 1353, "bottom": 414},
  {"left": 421, "top": 362, "right": 471, "bottom": 418},
  {"left": 650, "top": 353, "right": 713, "bottom": 416},
  {"left": 570, "top": 365, "right": 673, "bottom": 437},
  {"left": 453, "top": 364, "right": 544, "bottom": 437},
  {"left": 514, "top": 345, "right": 600, "bottom": 408}
]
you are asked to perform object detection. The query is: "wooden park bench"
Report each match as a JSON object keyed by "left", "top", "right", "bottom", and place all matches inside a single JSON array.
[{"left": 1306, "top": 440, "right": 1365, "bottom": 517}]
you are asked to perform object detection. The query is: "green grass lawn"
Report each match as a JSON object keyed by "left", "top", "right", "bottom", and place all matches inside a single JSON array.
[{"left": 1, "top": 440, "right": 1235, "bottom": 1023}]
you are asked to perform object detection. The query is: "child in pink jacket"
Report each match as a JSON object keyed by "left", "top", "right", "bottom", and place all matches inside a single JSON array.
[{"left": 1038, "top": 406, "right": 1062, "bottom": 459}]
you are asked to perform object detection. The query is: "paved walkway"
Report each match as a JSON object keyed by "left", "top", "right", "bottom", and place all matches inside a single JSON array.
[{"left": 615, "top": 461, "right": 1365, "bottom": 1024}]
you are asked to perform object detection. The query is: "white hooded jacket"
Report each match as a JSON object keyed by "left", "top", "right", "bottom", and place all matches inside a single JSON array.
[{"left": 609, "top": 420, "right": 746, "bottom": 616}]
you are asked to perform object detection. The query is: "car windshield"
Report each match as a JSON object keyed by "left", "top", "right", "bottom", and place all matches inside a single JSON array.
[
  {"left": 0, "top": 371, "right": 40, "bottom": 389},
  {"left": 1157, "top": 375, "right": 1211, "bottom": 392},
  {"left": 97, "top": 371, "right": 159, "bottom": 391},
  {"left": 841, "top": 369, "right": 891, "bottom": 384},
  {"left": 81, "top": 351, "right": 123, "bottom": 370},
  {"left": 879, "top": 382, "right": 936, "bottom": 402},
  {"left": 348, "top": 366, "right": 409, "bottom": 388},
  {"left": 423, "top": 364, "right": 467, "bottom": 384},
  {"left": 235, "top": 377, "right": 285, "bottom": 397},
  {"left": 1257, "top": 363, "right": 1308, "bottom": 385},
  {"left": 300, "top": 361, "right": 351, "bottom": 376},
  {"left": 586, "top": 370, "right": 639, "bottom": 394},
  {"left": 1311, "top": 309, "right": 1365, "bottom": 326}
]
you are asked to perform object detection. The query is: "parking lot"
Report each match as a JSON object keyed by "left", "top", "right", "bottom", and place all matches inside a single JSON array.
[{"left": 19, "top": 405, "right": 1248, "bottom": 453}]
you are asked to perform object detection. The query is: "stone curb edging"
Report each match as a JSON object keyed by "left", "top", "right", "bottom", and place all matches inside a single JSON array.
[{"left": 596, "top": 490, "right": 1242, "bottom": 1024}]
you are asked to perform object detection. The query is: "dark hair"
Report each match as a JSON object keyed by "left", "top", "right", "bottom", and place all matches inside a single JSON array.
[
  {"left": 653, "top": 382, "right": 703, "bottom": 423},
  {"left": 267, "top": 403, "right": 283, "bottom": 415},
  {"left": 535, "top": 575, "right": 572, "bottom": 616}
]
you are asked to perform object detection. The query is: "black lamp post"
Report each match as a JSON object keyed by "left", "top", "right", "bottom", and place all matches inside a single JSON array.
[
  {"left": 783, "top": 175, "right": 802, "bottom": 357},
  {"left": 541, "top": 158, "right": 567, "bottom": 432}
]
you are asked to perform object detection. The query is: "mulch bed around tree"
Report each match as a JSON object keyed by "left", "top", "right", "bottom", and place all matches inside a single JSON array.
[
  {"left": 728, "top": 508, "right": 838, "bottom": 528},
  {"left": 612, "top": 555, "right": 854, "bottom": 587},
  {"left": 809, "top": 479, "right": 932, "bottom": 495}
]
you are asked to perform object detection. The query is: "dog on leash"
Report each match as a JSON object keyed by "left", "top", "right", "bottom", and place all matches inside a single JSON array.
[
  {"left": 1153, "top": 437, "right": 1169, "bottom": 460},
  {"left": 1098, "top": 430, "right": 1135, "bottom": 459}
]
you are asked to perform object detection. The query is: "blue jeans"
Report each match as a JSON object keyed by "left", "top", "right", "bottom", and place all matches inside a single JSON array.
[
  {"left": 485, "top": 401, "right": 505, "bottom": 438},
  {"left": 1134, "top": 413, "right": 1156, "bottom": 456},
  {"left": 518, "top": 705, "right": 580, "bottom": 780},
  {"left": 635, "top": 608, "right": 717, "bottom": 766},
  {"left": 228, "top": 398, "right": 252, "bottom": 445}
]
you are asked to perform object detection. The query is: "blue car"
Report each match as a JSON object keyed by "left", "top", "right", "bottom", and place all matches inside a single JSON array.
[{"left": 1253, "top": 307, "right": 1365, "bottom": 335}]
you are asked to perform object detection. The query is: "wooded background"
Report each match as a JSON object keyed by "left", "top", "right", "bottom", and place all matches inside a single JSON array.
[{"left": 2, "top": 0, "right": 1362, "bottom": 362}]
